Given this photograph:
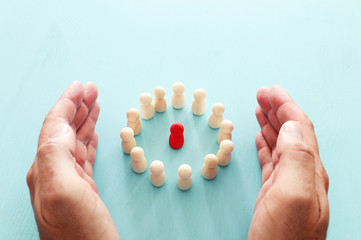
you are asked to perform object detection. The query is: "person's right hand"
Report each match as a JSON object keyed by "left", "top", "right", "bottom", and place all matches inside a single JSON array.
[{"left": 248, "top": 86, "right": 330, "bottom": 239}]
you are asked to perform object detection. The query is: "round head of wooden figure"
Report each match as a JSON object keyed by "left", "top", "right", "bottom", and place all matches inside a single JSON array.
[
  {"left": 150, "top": 160, "right": 164, "bottom": 175},
  {"left": 127, "top": 108, "right": 140, "bottom": 122},
  {"left": 120, "top": 127, "right": 134, "bottom": 141},
  {"left": 220, "top": 139, "right": 234, "bottom": 154},
  {"left": 154, "top": 86, "right": 166, "bottom": 99},
  {"left": 139, "top": 92, "right": 152, "bottom": 105},
  {"left": 172, "top": 82, "right": 185, "bottom": 95},
  {"left": 212, "top": 103, "right": 225, "bottom": 116},
  {"left": 130, "top": 147, "right": 144, "bottom": 161},
  {"left": 221, "top": 120, "right": 234, "bottom": 133},
  {"left": 193, "top": 88, "right": 206, "bottom": 101},
  {"left": 178, "top": 164, "right": 192, "bottom": 179},
  {"left": 204, "top": 154, "right": 218, "bottom": 168}
]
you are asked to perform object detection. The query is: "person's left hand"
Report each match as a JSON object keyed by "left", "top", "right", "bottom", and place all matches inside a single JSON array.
[{"left": 26, "top": 82, "right": 120, "bottom": 239}]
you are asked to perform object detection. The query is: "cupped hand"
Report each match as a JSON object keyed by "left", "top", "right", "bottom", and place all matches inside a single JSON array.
[
  {"left": 26, "top": 82, "right": 119, "bottom": 239},
  {"left": 249, "top": 86, "right": 329, "bottom": 239}
]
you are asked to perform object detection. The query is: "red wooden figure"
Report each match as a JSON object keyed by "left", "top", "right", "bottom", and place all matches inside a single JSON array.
[{"left": 169, "top": 122, "right": 184, "bottom": 149}]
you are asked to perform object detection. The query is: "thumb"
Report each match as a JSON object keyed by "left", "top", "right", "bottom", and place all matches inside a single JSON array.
[
  {"left": 36, "top": 124, "right": 78, "bottom": 182},
  {"left": 36, "top": 82, "right": 84, "bottom": 182},
  {"left": 274, "top": 121, "right": 316, "bottom": 196}
]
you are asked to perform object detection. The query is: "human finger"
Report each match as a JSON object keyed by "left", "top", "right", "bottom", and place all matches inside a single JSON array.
[
  {"left": 36, "top": 82, "right": 85, "bottom": 185},
  {"left": 84, "top": 132, "right": 98, "bottom": 178},
  {"left": 256, "top": 105, "right": 278, "bottom": 150},
  {"left": 269, "top": 85, "right": 319, "bottom": 154},
  {"left": 71, "top": 102, "right": 89, "bottom": 130},
  {"left": 71, "top": 82, "right": 98, "bottom": 131},
  {"left": 76, "top": 101, "right": 100, "bottom": 146},
  {"left": 38, "top": 81, "right": 84, "bottom": 147},
  {"left": 269, "top": 85, "right": 329, "bottom": 189},
  {"left": 255, "top": 131, "right": 274, "bottom": 184},
  {"left": 83, "top": 82, "right": 98, "bottom": 109},
  {"left": 256, "top": 87, "right": 282, "bottom": 132}
]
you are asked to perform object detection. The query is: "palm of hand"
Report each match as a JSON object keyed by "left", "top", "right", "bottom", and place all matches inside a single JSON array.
[{"left": 27, "top": 82, "right": 119, "bottom": 239}]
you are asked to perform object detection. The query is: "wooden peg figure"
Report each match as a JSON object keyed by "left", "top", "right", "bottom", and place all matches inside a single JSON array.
[
  {"left": 127, "top": 108, "right": 142, "bottom": 135},
  {"left": 192, "top": 88, "right": 206, "bottom": 115},
  {"left": 140, "top": 93, "right": 155, "bottom": 120},
  {"left": 171, "top": 82, "right": 185, "bottom": 109},
  {"left": 208, "top": 103, "right": 225, "bottom": 129},
  {"left": 150, "top": 160, "right": 166, "bottom": 187},
  {"left": 177, "top": 164, "right": 192, "bottom": 191},
  {"left": 130, "top": 147, "right": 147, "bottom": 173},
  {"left": 217, "top": 139, "right": 234, "bottom": 166},
  {"left": 120, "top": 127, "right": 136, "bottom": 154},
  {"left": 217, "top": 120, "right": 233, "bottom": 143},
  {"left": 153, "top": 86, "right": 167, "bottom": 113},
  {"left": 201, "top": 154, "right": 218, "bottom": 180}
]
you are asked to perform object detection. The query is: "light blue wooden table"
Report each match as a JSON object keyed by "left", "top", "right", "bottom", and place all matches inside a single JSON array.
[{"left": 1, "top": 0, "right": 360, "bottom": 239}]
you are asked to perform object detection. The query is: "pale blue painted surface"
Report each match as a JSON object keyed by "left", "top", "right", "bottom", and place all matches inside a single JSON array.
[{"left": 0, "top": 0, "right": 360, "bottom": 239}]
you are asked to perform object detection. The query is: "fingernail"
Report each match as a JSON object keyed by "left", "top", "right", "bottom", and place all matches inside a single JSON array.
[{"left": 282, "top": 121, "right": 303, "bottom": 140}]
